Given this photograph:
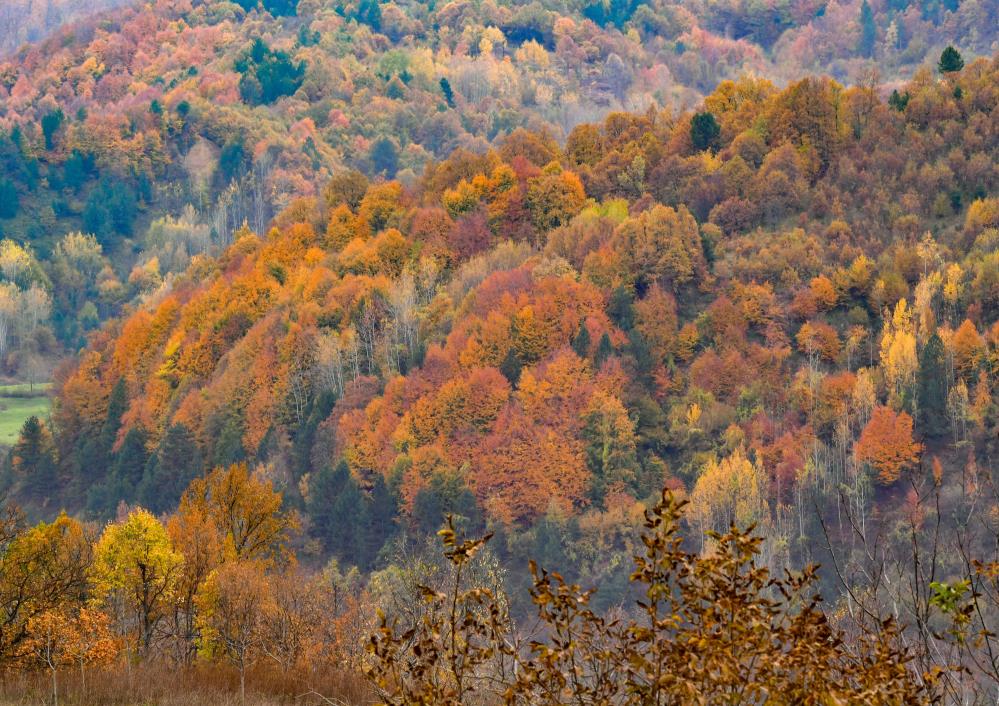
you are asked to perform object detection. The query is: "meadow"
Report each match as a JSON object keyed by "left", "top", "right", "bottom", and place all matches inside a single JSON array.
[{"left": 0, "top": 383, "right": 51, "bottom": 446}]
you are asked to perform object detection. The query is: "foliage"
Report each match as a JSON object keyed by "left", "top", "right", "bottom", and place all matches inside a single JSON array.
[
  {"left": 90, "top": 509, "right": 183, "bottom": 654},
  {"left": 855, "top": 406, "right": 923, "bottom": 484},
  {"left": 939, "top": 46, "right": 965, "bottom": 73},
  {"left": 368, "top": 495, "right": 934, "bottom": 704}
]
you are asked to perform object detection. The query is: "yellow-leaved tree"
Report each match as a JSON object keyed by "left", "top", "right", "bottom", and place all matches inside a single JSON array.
[
  {"left": 90, "top": 509, "right": 183, "bottom": 656},
  {"left": 689, "top": 447, "right": 768, "bottom": 543},
  {"left": 0, "top": 513, "right": 92, "bottom": 664},
  {"left": 879, "top": 298, "right": 918, "bottom": 409}
]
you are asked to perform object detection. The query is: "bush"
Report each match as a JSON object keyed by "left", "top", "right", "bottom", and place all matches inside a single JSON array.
[{"left": 367, "top": 492, "right": 933, "bottom": 704}]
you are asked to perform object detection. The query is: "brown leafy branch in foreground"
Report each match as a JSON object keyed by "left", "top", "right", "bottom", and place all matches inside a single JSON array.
[{"left": 367, "top": 490, "right": 937, "bottom": 705}]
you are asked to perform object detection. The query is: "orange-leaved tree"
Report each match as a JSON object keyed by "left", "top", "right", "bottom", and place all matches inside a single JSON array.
[{"left": 855, "top": 405, "right": 923, "bottom": 484}]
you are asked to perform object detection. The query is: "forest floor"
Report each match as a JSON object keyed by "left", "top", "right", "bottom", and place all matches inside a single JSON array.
[{"left": 0, "top": 382, "right": 51, "bottom": 446}]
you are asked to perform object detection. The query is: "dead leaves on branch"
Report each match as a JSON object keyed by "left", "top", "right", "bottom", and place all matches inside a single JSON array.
[{"left": 367, "top": 493, "right": 936, "bottom": 705}]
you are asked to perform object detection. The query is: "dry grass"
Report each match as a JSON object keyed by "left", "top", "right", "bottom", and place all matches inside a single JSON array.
[{"left": 0, "top": 662, "right": 371, "bottom": 705}]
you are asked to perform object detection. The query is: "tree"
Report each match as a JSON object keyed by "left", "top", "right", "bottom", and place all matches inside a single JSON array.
[
  {"left": 24, "top": 610, "right": 75, "bottom": 706},
  {"left": 888, "top": 89, "right": 910, "bottom": 111},
  {"left": 40, "top": 110, "right": 64, "bottom": 151},
  {"left": 581, "top": 391, "right": 639, "bottom": 505},
  {"left": 690, "top": 112, "right": 721, "bottom": 152},
  {"left": 917, "top": 332, "right": 948, "bottom": 438},
  {"left": 439, "top": 77, "right": 455, "bottom": 107},
  {"left": 603, "top": 53, "right": 633, "bottom": 103},
  {"left": 324, "top": 170, "right": 369, "bottom": 211},
  {"left": 307, "top": 461, "right": 363, "bottom": 562},
  {"left": 0, "top": 282, "right": 19, "bottom": 359},
  {"left": 165, "top": 497, "right": 226, "bottom": 664},
  {"left": 688, "top": 447, "right": 767, "bottom": 538},
  {"left": 213, "top": 409, "right": 247, "bottom": 468},
  {"left": 177, "top": 463, "right": 297, "bottom": 564},
  {"left": 138, "top": 423, "right": 203, "bottom": 514},
  {"left": 9, "top": 416, "right": 57, "bottom": 501},
  {"left": 368, "top": 493, "right": 932, "bottom": 704},
  {"left": 370, "top": 138, "right": 399, "bottom": 178},
  {"left": 0, "top": 179, "right": 18, "bottom": 219},
  {"left": 0, "top": 514, "right": 92, "bottom": 664},
  {"left": 22, "top": 606, "right": 117, "bottom": 705},
  {"left": 526, "top": 168, "right": 587, "bottom": 234},
  {"left": 196, "top": 561, "right": 269, "bottom": 704},
  {"left": 108, "top": 426, "right": 150, "bottom": 505},
  {"left": 938, "top": 46, "right": 964, "bottom": 73},
  {"left": 858, "top": 0, "right": 876, "bottom": 57},
  {"left": 571, "top": 321, "right": 591, "bottom": 359},
  {"left": 412, "top": 473, "right": 481, "bottom": 537},
  {"left": 855, "top": 405, "right": 923, "bottom": 484},
  {"left": 64, "top": 608, "right": 117, "bottom": 697},
  {"left": 951, "top": 318, "right": 983, "bottom": 380},
  {"left": 595, "top": 332, "right": 614, "bottom": 368},
  {"left": 235, "top": 39, "right": 305, "bottom": 106},
  {"left": 257, "top": 568, "right": 332, "bottom": 675},
  {"left": 90, "top": 509, "right": 183, "bottom": 655},
  {"left": 612, "top": 205, "right": 704, "bottom": 290},
  {"left": 880, "top": 299, "right": 918, "bottom": 410},
  {"left": 499, "top": 348, "right": 522, "bottom": 386}
]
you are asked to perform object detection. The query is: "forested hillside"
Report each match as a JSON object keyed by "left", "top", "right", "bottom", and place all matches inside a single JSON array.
[
  {"left": 0, "top": 0, "right": 994, "bottom": 380},
  {"left": 0, "top": 0, "right": 998, "bottom": 702},
  {"left": 0, "top": 0, "right": 132, "bottom": 57}
]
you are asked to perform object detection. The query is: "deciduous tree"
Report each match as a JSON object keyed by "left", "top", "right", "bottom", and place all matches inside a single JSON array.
[{"left": 855, "top": 405, "right": 922, "bottom": 484}]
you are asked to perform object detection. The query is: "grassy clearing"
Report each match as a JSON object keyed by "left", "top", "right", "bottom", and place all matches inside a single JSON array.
[
  {"left": 0, "top": 382, "right": 52, "bottom": 446},
  {"left": 0, "top": 663, "right": 369, "bottom": 705}
]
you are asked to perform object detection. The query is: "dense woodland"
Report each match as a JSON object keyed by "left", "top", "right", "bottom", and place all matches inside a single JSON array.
[
  {"left": 0, "top": 0, "right": 132, "bottom": 57},
  {"left": 0, "top": 0, "right": 997, "bottom": 703},
  {"left": 0, "top": 44, "right": 997, "bottom": 701},
  {"left": 0, "top": 0, "right": 995, "bottom": 375}
]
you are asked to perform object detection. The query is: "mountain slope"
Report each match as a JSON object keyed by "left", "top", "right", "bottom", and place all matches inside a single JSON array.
[
  {"left": 0, "top": 0, "right": 132, "bottom": 57},
  {"left": 37, "top": 57, "right": 999, "bottom": 550}
]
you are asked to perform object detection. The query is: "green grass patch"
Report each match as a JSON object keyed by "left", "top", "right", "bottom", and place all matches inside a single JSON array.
[{"left": 0, "top": 383, "right": 52, "bottom": 446}]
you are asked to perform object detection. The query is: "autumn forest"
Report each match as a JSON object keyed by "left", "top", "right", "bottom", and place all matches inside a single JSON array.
[{"left": 0, "top": 0, "right": 997, "bottom": 703}]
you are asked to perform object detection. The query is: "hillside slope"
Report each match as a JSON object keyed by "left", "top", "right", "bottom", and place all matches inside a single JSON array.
[
  {"left": 22, "top": 56, "right": 994, "bottom": 585},
  {"left": 0, "top": 0, "right": 132, "bottom": 57}
]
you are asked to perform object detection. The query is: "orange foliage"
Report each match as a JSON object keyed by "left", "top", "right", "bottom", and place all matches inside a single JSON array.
[{"left": 855, "top": 405, "right": 922, "bottom": 485}]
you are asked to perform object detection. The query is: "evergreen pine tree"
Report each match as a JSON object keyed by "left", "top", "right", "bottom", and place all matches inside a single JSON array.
[
  {"left": 80, "top": 377, "right": 127, "bottom": 485},
  {"left": 858, "top": 0, "right": 877, "bottom": 57},
  {"left": 857, "top": 0, "right": 878, "bottom": 57},
  {"left": 137, "top": 423, "right": 202, "bottom": 514},
  {"left": 500, "top": 348, "right": 523, "bottom": 386},
  {"left": 607, "top": 286, "right": 635, "bottom": 330},
  {"left": 110, "top": 426, "right": 149, "bottom": 503},
  {"left": 917, "top": 332, "right": 949, "bottom": 438},
  {"left": 938, "top": 46, "right": 964, "bottom": 73},
  {"left": 330, "top": 475, "right": 366, "bottom": 565},
  {"left": 306, "top": 461, "right": 350, "bottom": 547},
  {"left": 10, "top": 416, "right": 57, "bottom": 501},
  {"left": 213, "top": 410, "right": 246, "bottom": 468},
  {"left": 439, "top": 77, "right": 455, "bottom": 107},
  {"left": 888, "top": 89, "right": 910, "bottom": 111},
  {"left": 293, "top": 391, "right": 337, "bottom": 477},
  {"left": 571, "top": 321, "right": 592, "bottom": 359},
  {"left": 412, "top": 473, "right": 481, "bottom": 537},
  {"left": 690, "top": 112, "right": 721, "bottom": 152},
  {"left": 595, "top": 332, "right": 614, "bottom": 368},
  {"left": 0, "top": 179, "right": 19, "bottom": 219},
  {"left": 365, "top": 474, "right": 397, "bottom": 567}
]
